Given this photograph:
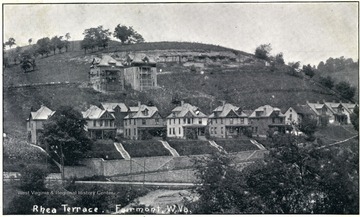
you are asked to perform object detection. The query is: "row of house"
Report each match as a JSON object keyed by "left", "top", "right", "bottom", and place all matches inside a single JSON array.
[
  {"left": 26, "top": 100, "right": 358, "bottom": 144},
  {"left": 89, "top": 54, "right": 157, "bottom": 92}
]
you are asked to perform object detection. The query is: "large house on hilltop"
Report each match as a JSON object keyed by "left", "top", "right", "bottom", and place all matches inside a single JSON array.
[
  {"left": 208, "top": 102, "right": 251, "bottom": 139},
  {"left": 27, "top": 105, "right": 56, "bottom": 144},
  {"left": 89, "top": 55, "right": 125, "bottom": 92},
  {"left": 249, "top": 105, "right": 287, "bottom": 137},
  {"left": 123, "top": 102, "right": 165, "bottom": 140},
  {"left": 123, "top": 54, "right": 158, "bottom": 91},
  {"left": 166, "top": 101, "right": 208, "bottom": 139},
  {"left": 100, "top": 102, "right": 129, "bottom": 134},
  {"left": 82, "top": 105, "right": 117, "bottom": 139}
]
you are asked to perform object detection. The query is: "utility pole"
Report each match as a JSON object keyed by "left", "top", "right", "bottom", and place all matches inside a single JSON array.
[{"left": 60, "top": 143, "right": 65, "bottom": 184}]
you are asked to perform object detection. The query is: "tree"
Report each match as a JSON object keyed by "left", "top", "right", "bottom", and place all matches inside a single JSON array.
[
  {"left": 43, "top": 106, "right": 92, "bottom": 166},
  {"left": 28, "top": 38, "right": 32, "bottom": 45},
  {"left": 5, "top": 37, "right": 16, "bottom": 49},
  {"left": 190, "top": 152, "right": 249, "bottom": 213},
  {"left": 275, "top": 52, "right": 285, "bottom": 65},
  {"left": 318, "top": 76, "right": 334, "bottom": 89},
  {"left": 335, "top": 81, "right": 356, "bottom": 100},
  {"left": 50, "top": 36, "right": 64, "bottom": 54},
  {"left": 36, "top": 37, "right": 51, "bottom": 57},
  {"left": 298, "top": 116, "right": 317, "bottom": 139},
  {"left": 20, "top": 50, "right": 36, "bottom": 73},
  {"left": 113, "top": 24, "right": 144, "bottom": 44},
  {"left": 64, "top": 33, "right": 71, "bottom": 52},
  {"left": 19, "top": 164, "right": 48, "bottom": 192},
  {"left": 255, "top": 43, "right": 271, "bottom": 60},
  {"left": 350, "top": 105, "right": 358, "bottom": 131},
  {"left": 81, "top": 26, "right": 111, "bottom": 53},
  {"left": 302, "top": 64, "right": 315, "bottom": 78}
]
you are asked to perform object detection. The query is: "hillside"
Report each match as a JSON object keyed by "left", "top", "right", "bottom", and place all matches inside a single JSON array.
[{"left": 3, "top": 41, "right": 346, "bottom": 139}]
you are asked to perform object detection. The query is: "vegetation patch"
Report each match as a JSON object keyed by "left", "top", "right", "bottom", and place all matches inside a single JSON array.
[
  {"left": 121, "top": 140, "right": 171, "bottom": 157},
  {"left": 86, "top": 139, "right": 124, "bottom": 160},
  {"left": 3, "top": 137, "right": 59, "bottom": 172},
  {"left": 167, "top": 140, "right": 218, "bottom": 156},
  {"left": 215, "top": 139, "right": 259, "bottom": 153}
]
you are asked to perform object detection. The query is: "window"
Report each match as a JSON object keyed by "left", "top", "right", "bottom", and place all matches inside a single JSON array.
[
  {"left": 221, "top": 118, "right": 223, "bottom": 124},
  {"left": 230, "top": 118, "right": 233, "bottom": 124},
  {"left": 199, "top": 119, "right": 202, "bottom": 124},
  {"left": 173, "top": 128, "right": 175, "bottom": 135},
  {"left": 187, "top": 118, "right": 191, "bottom": 124},
  {"left": 229, "top": 127, "right": 234, "bottom": 133},
  {"left": 240, "top": 118, "right": 244, "bottom": 124},
  {"left": 209, "top": 119, "right": 212, "bottom": 124},
  {"left": 179, "top": 127, "right": 181, "bottom": 134},
  {"left": 210, "top": 127, "right": 213, "bottom": 134},
  {"left": 215, "top": 119, "right": 217, "bottom": 124},
  {"left": 142, "top": 119, "right": 146, "bottom": 125},
  {"left": 134, "top": 128, "right": 136, "bottom": 135},
  {"left": 214, "top": 127, "right": 217, "bottom": 134},
  {"left": 93, "top": 120, "right": 96, "bottom": 127},
  {"left": 100, "top": 120, "right": 103, "bottom": 127},
  {"left": 105, "top": 120, "right": 109, "bottom": 127},
  {"left": 134, "top": 119, "right": 136, "bottom": 125},
  {"left": 183, "top": 118, "right": 186, "bottom": 124},
  {"left": 155, "top": 118, "right": 159, "bottom": 125},
  {"left": 169, "top": 128, "right": 171, "bottom": 135},
  {"left": 221, "top": 127, "right": 224, "bottom": 134},
  {"left": 173, "top": 119, "right": 176, "bottom": 124},
  {"left": 272, "top": 118, "right": 275, "bottom": 123},
  {"left": 289, "top": 114, "right": 292, "bottom": 121}
]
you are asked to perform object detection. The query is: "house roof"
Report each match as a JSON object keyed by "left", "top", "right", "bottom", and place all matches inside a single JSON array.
[
  {"left": 100, "top": 103, "right": 128, "bottom": 112},
  {"left": 82, "top": 105, "right": 115, "bottom": 120},
  {"left": 209, "top": 103, "right": 248, "bottom": 118},
  {"left": 29, "top": 105, "right": 55, "bottom": 120},
  {"left": 167, "top": 103, "right": 207, "bottom": 118},
  {"left": 288, "top": 105, "right": 316, "bottom": 115},
  {"left": 127, "top": 53, "right": 156, "bottom": 65},
  {"left": 306, "top": 102, "right": 326, "bottom": 115},
  {"left": 342, "top": 103, "right": 358, "bottom": 112},
  {"left": 124, "top": 105, "right": 159, "bottom": 119},
  {"left": 249, "top": 105, "right": 285, "bottom": 118},
  {"left": 94, "top": 55, "right": 123, "bottom": 67}
]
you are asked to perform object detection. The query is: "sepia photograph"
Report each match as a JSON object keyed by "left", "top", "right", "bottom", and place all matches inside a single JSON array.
[{"left": 2, "top": 2, "right": 359, "bottom": 214}]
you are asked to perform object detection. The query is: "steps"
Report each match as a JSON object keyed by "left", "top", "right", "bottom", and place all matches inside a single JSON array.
[
  {"left": 209, "top": 140, "right": 227, "bottom": 153},
  {"left": 159, "top": 140, "right": 180, "bottom": 157},
  {"left": 250, "top": 139, "right": 266, "bottom": 150},
  {"left": 114, "top": 142, "right": 131, "bottom": 160}
]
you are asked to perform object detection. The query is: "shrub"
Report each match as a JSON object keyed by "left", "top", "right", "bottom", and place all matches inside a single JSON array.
[{"left": 319, "top": 76, "right": 334, "bottom": 89}]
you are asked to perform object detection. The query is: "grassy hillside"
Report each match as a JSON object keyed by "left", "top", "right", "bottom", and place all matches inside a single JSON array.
[{"left": 3, "top": 41, "right": 346, "bottom": 139}]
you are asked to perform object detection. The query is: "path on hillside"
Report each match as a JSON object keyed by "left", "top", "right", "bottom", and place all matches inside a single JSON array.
[
  {"left": 316, "top": 135, "right": 359, "bottom": 150},
  {"left": 159, "top": 140, "right": 180, "bottom": 157},
  {"left": 114, "top": 142, "right": 131, "bottom": 160},
  {"left": 250, "top": 139, "right": 266, "bottom": 150},
  {"left": 208, "top": 140, "right": 227, "bottom": 153}
]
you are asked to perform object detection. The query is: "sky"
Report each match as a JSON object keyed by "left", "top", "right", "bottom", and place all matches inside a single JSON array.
[{"left": 3, "top": 3, "right": 359, "bottom": 66}]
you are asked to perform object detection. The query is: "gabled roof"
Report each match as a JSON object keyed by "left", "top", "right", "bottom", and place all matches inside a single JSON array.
[
  {"left": 127, "top": 53, "right": 156, "bottom": 65},
  {"left": 249, "top": 105, "right": 285, "bottom": 118},
  {"left": 209, "top": 103, "right": 248, "bottom": 118},
  {"left": 29, "top": 105, "right": 55, "bottom": 120},
  {"left": 100, "top": 103, "right": 128, "bottom": 112},
  {"left": 306, "top": 102, "right": 326, "bottom": 115},
  {"left": 167, "top": 103, "right": 207, "bottom": 118},
  {"left": 124, "top": 105, "right": 159, "bottom": 119},
  {"left": 94, "top": 55, "right": 123, "bottom": 67},
  {"left": 287, "top": 105, "right": 316, "bottom": 116},
  {"left": 342, "top": 103, "right": 358, "bottom": 113},
  {"left": 82, "top": 105, "right": 115, "bottom": 120}
]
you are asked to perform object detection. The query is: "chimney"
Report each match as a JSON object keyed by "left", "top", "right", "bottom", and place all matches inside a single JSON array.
[
  {"left": 340, "top": 100, "right": 342, "bottom": 104},
  {"left": 317, "top": 101, "right": 320, "bottom": 104},
  {"left": 222, "top": 100, "right": 226, "bottom": 106},
  {"left": 181, "top": 101, "right": 184, "bottom": 106},
  {"left": 138, "top": 101, "right": 141, "bottom": 107},
  {"left": 306, "top": 100, "right": 309, "bottom": 104},
  {"left": 322, "top": 99, "right": 326, "bottom": 104},
  {"left": 333, "top": 100, "right": 336, "bottom": 103}
]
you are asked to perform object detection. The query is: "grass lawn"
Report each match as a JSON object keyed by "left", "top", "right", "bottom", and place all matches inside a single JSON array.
[
  {"left": 3, "top": 137, "right": 60, "bottom": 173},
  {"left": 167, "top": 140, "right": 218, "bottom": 156},
  {"left": 215, "top": 139, "right": 259, "bottom": 153},
  {"left": 315, "top": 125, "right": 358, "bottom": 144},
  {"left": 121, "top": 140, "right": 171, "bottom": 158},
  {"left": 86, "top": 139, "right": 124, "bottom": 160}
]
